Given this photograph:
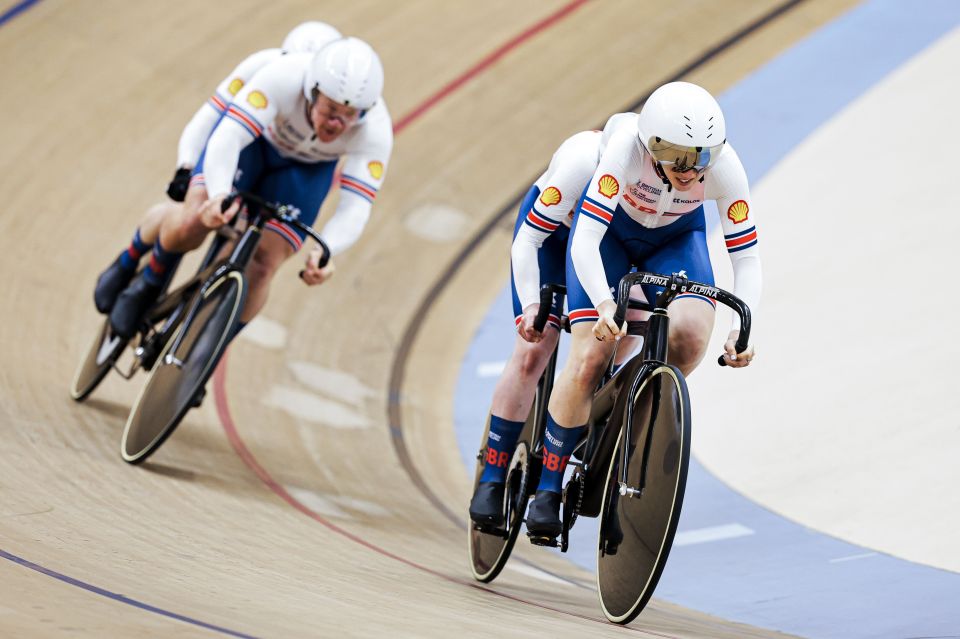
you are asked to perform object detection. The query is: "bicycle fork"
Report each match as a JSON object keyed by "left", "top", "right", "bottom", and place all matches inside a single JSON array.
[{"left": 618, "top": 310, "right": 670, "bottom": 499}]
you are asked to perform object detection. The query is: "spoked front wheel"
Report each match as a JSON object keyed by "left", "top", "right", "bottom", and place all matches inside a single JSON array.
[
  {"left": 596, "top": 364, "right": 691, "bottom": 624},
  {"left": 468, "top": 441, "right": 536, "bottom": 582},
  {"left": 70, "top": 318, "right": 129, "bottom": 402},
  {"left": 120, "top": 271, "right": 245, "bottom": 464}
]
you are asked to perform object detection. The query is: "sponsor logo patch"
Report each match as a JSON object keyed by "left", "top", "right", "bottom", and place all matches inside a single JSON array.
[
  {"left": 727, "top": 199, "right": 749, "bottom": 224},
  {"left": 367, "top": 161, "right": 384, "bottom": 180},
  {"left": 545, "top": 430, "right": 564, "bottom": 448},
  {"left": 598, "top": 174, "right": 619, "bottom": 198},
  {"left": 246, "top": 90, "right": 268, "bottom": 109},
  {"left": 228, "top": 78, "right": 244, "bottom": 96},
  {"left": 539, "top": 186, "right": 562, "bottom": 207}
]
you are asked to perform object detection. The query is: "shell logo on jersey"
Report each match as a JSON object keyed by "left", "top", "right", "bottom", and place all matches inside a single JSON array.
[
  {"left": 727, "top": 200, "right": 749, "bottom": 224},
  {"left": 597, "top": 174, "right": 619, "bottom": 199},
  {"left": 539, "top": 187, "right": 562, "bottom": 207},
  {"left": 228, "top": 78, "right": 244, "bottom": 96},
  {"left": 367, "top": 161, "right": 384, "bottom": 180},
  {"left": 247, "top": 91, "right": 268, "bottom": 109}
]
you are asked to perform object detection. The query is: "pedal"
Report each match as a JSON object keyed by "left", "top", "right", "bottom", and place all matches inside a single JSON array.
[{"left": 526, "top": 532, "right": 559, "bottom": 548}]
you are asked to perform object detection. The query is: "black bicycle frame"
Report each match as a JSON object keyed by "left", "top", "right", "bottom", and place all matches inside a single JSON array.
[
  {"left": 529, "top": 283, "right": 567, "bottom": 457},
  {"left": 575, "top": 271, "right": 751, "bottom": 516},
  {"left": 135, "top": 191, "right": 330, "bottom": 369}
]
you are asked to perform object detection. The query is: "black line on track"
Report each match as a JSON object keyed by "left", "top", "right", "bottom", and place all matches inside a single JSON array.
[{"left": 386, "top": 0, "right": 807, "bottom": 576}]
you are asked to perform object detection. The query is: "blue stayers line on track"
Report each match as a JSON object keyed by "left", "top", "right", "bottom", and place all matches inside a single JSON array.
[
  {"left": 0, "top": 0, "right": 40, "bottom": 27},
  {"left": 455, "top": 1, "right": 960, "bottom": 638},
  {"left": 0, "top": 548, "right": 260, "bottom": 639}
]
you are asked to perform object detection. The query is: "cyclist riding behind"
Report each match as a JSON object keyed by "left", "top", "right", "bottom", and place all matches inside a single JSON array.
[
  {"left": 525, "top": 81, "right": 762, "bottom": 538},
  {"left": 95, "top": 34, "right": 392, "bottom": 340},
  {"left": 468, "top": 130, "right": 642, "bottom": 528},
  {"left": 93, "top": 21, "right": 343, "bottom": 316}
]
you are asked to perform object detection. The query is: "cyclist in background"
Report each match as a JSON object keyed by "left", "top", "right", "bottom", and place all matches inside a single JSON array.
[
  {"left": 94, "top": 21, "right": 342, "bottom": 317},
  {"left": 93, "top": 35, "right": 392, "bottom": 341}
]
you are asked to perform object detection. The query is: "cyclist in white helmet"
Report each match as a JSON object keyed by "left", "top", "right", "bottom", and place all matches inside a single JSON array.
[
  {"left": 97, "top": 36, "right": 392, "bottom": 344},
  {"left": 524, "top": 81, "right": 761, "bottom": 539},
  {"left": 93, "top": 21, "right": 342, "bottom": 317}
]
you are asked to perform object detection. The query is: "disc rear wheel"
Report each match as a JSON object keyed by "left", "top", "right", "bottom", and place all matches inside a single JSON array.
[{"left": 468, "top": 440, "right": 534, "bottom": 582}]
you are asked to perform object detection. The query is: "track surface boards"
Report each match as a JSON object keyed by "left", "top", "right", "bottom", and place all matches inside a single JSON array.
[{"left": 0, "top": 1, "right": 855, "bottom": 636}]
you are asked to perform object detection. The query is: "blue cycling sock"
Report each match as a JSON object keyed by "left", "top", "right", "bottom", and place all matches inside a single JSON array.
[
  {"left": 118, "top": 228, "right": 152, "bottom": 271},
  {"left": 142, "top": 239, "right": 182, "bottom": 287},
  {"left": 479, "top": 415, "right": 525, "bottom": 484},
  {"left": 535, "top": 412, "right": 585, "bottom": 494}
]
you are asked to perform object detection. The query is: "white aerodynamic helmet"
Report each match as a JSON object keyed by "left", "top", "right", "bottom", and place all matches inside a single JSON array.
[
  {"left": 303, "top": 37, "right": 383, "bottom": 111},
  {"left": 637, "top": 81, "right": 726, "bottom": 173},
  {"left": 282, "top": 21, "right": 342, "bottom": 54}
]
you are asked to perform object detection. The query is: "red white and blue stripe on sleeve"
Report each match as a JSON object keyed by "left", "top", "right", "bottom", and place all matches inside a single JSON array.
[
  {"left": 225, "top": 104, "right": 264, "bottom": 139},
  {"left": 523, "top": 205, "right": 561, "bottom": 234},
  {"left": 515, "top": 313, "right": 561, "bottom": 330},
  {"left": 207, "top": 93, "right": 229, "bottom": 115},
  {"left": 340, "top": 174, "right": 378, "bottom": 204},
  {"left": 568, "top": 308, "right": 599, "bottom": 325},
  {"left": 725, "top": 225, "right": 758, "bottom": 253},
  {"left": 579, "top": 195, "right": 615, "bottom": 226}
]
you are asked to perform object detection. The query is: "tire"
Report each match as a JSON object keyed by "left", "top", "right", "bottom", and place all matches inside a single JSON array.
[
  {"left": 120, "top": 271, "right": 245, "bottom": 464},
  {"left": 70, "top": 318, "right": 128, "bottom": 402},
  {"left": 468, "top": 440, "right": 533, "bottom": 582},
  {"left": 596, "top": 364, "right": 691, "bottom": 624}
]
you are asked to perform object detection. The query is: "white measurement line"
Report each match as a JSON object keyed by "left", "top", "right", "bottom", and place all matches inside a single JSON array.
[
  {"left": 506, "top": 562, "right": 576, "bottom": 587},
  {"left": 673, "top": 523, "right": 754, "bottom": 546},
  {"left": 476, "top": 361, "right": 507, "bottom": 378},
  {"left": 829, "top": 552, "right": 878, "bottom": 564}
]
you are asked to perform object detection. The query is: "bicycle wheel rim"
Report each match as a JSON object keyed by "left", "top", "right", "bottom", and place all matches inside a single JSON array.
[
  {"left": 468, "top": 441, "right": 530, "bottom": 582},
  {"left": 120, "top": 272, "right": 245, "bottom": 464},
  {"left": 596, "top": 364, "right": 691, "bottom": 624}
]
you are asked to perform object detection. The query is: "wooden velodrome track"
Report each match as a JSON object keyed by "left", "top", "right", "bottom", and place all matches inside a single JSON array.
[{"left": 0, "top": 1, "right": 858, "bottom": 636}]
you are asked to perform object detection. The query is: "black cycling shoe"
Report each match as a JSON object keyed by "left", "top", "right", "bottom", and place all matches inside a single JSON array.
[
  {"left": 94, "top": 257, "right": 136, "bottom": 314},
  {"left": 469, "top": 481, "right": 506, "bottom": 528},
  {"left": 526, "top": 490, "right": 562, "bottom": 538},
  {"left": 109, "top": 274, "right": 162, "bottom": 339}
]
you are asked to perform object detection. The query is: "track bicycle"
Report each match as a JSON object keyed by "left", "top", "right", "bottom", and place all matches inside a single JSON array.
[
  {"left": 468, "top": 271, "right": 750, "bottom": 624},
  {"left": 70, "top": 192, "right": 329, "bottom": 464}
]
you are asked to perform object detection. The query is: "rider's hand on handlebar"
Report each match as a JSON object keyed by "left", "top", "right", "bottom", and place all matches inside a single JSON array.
[
  {"left": 517, "top": 303, "right": 544, "bottom": 343},
  {"left": 720, "top": 329, "right": 754, "bottom": 368},
  {"left": 594, "top": 299, "right": 626, "bottom": 342},
  {"left": 300, "top": 246, "right": 334, "bottom": 286},
  {"left": 199, "top": 194, "right": 240, "bottom": 229}
]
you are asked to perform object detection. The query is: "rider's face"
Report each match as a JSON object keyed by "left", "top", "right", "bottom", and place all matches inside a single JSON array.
[
  {"left": 664, "top": 165, "right": 700, "bottom": 192},
  {"left": 309, "top": 94, "right": 360, "bottom": 143}
]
